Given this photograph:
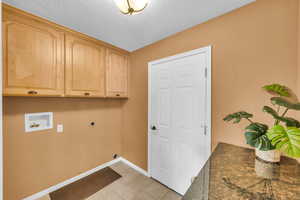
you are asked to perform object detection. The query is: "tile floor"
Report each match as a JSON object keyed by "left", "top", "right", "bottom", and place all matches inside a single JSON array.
[{"left": 38, "top": 161, "right": 182, "bottom": 200}]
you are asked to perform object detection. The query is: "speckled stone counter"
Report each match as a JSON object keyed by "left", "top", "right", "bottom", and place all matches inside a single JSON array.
[{"left": 183, "top": 143, "right": 300, "bottom": 200}]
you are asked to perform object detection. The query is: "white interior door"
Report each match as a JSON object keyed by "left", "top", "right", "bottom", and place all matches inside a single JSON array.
[{"left": 148, "top": 46, "right": 211, "bottom": 195}]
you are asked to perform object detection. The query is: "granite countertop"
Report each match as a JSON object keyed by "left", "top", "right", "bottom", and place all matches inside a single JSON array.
[{"left": 183, "top": 143, "right": 300, "bottom": 200}]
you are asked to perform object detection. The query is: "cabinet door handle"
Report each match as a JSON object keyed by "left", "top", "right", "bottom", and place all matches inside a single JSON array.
[
  {"left": 84, "top": 92, "right": 90, "bottom": 96},
  {"left": 116, "top": 94, "right": 120, "bottom": 97},
  {"left": 28, "top": 90, "right": 38, "bottom": 95}
]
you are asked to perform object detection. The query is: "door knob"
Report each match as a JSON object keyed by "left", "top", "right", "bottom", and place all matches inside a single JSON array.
[{"left": 151, "top": 125, "right": 157, "bottom": 130}]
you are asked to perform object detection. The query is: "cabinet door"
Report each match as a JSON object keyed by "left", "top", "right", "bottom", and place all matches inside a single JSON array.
[
  {"left": 65, "top": 35, "right": 106, "bottom": 97},
  {"left": 106, "top": 49, "right": 129, "bottom": 98},
  {"left": 3, "top": 12, "right": 64, "bottom": 96}
]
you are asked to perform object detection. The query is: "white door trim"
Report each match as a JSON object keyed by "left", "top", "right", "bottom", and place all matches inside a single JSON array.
[{"left": 147, "top": 46, "right": 212, "bottom": 177}]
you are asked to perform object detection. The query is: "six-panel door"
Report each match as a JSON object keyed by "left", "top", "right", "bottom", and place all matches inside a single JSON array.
[
  {"left": 3, "top": 12, "right": 64, "bottom": 96},
  {"left": 65, "top": 35, "right": 106, "bottom": 97},
  {"left": 106, "top": 49, "right": 129, "bottom": 98},
  {"left": 150, "top": 51, "right": 211, "bottom": 195}
]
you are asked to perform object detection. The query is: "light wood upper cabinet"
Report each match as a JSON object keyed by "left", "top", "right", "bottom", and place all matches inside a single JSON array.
[
  {"left": 3, "top": 4, "right": 130, "bottom": 99},
  {"left": 3, "top": 11, "right": 64, "bottom": 96},
  {"left": 65, "top": 35, "right": 106, "bottom": 97},
  {"left": 106, "top": 49, "right": 129, "bottom": 98}
]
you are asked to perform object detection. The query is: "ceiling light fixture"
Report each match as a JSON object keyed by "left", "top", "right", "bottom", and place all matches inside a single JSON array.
[{"left": 114, "top": 0, "right": 149, "bottom": 15}]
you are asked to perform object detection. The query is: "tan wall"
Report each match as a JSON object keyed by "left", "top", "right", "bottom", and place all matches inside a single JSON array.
[
  {"left": 4, "top": 97, "right": 124, "bottom": 200},
  {"left": 3, "top": 0, "right": 300, "bottom": 199},
  {"left": 122, "top": 0, "right": 299, "bottom": 170}
]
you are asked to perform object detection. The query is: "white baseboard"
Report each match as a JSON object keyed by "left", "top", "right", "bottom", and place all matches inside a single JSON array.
[
  {"left": 119, "top": 157, "right": 150, "bottom": 177},
  {"left": 22, "top": 157, "right": 149, "bottom": 200},
  {"left": 23, "top": 158, "right": 121, "bottom": 200}
]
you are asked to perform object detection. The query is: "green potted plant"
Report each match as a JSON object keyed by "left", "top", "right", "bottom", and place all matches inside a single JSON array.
[{"left": 223, "top": 84, "right": 300, "bottom": 163}]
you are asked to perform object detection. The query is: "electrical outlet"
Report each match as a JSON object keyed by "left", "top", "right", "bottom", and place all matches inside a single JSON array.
[{"left": 57, "top": 124, "right": 63, "bottom": 133}]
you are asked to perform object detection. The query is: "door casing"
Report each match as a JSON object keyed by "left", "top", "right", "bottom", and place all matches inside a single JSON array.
[{"left": 147, "top": 46, "right": 212, "bottom": 180}]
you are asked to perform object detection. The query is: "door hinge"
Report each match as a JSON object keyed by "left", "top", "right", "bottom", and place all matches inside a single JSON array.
[
  {"left": 205, "top": 68, "right": 208, "bottom": 78},
  {"left": 204, "top": 125, "right": 207, "bottom": 136}
]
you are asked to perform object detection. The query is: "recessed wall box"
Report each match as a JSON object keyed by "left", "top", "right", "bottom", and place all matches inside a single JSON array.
[{"left": 25, "top": 112, "right": 53, "bottom": 132}]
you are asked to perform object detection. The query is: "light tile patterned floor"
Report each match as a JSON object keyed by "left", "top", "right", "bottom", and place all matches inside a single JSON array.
[{"left": 38, "top": 161, "right": 182, "bottom": 200}]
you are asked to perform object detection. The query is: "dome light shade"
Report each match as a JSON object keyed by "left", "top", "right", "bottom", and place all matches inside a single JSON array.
[{"left": 114, "top": 0, "right": 149, "bottom": 15}]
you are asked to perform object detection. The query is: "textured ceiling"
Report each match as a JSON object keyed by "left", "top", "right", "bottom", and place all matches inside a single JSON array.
[{"left": 3, "top": 0, "right": 255, "bottom": 51}]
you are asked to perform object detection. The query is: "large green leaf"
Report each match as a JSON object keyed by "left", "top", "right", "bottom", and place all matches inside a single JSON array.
[
  {"left": 271, "top": 97, "right": 300, "bottom": 110},
  {"left": 280, "top": 117, "right": 300, "bottom": 127},
  {"left": 263, "top": 84, "right": 290, "bottom": 97},
  {"left": 267, "top": 125, "right": 300, "bottom": 158},
  {"left": 223, "top": 111, "right": 253, "bottom": 124},
  {"left": 244, "top": 123, "right": 275, "bottom": 151},
  {"left": 262, "top": 106, "right": 300, "bottom": 127},
  {"left": 262, "top": 106, "right": 278, "bottom": 118}
]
